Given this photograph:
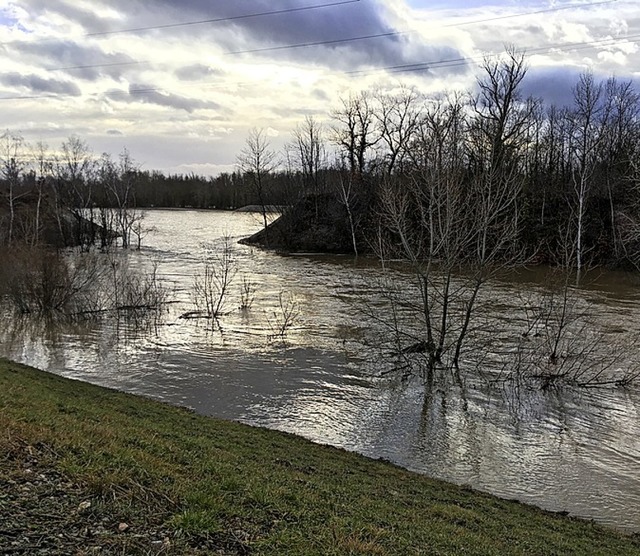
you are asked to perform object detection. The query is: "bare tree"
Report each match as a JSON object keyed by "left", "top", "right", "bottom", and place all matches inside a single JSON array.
[
  {"left": 237, "top": 128, "right": 278, "bottom": 242},
  {"left": 30, "top": 141, "right": 52, "bottom": 246},
  {"left": 471, "top": 47, "right": 539, "bottom": 176},
  {"left": 566, "top": 71, "right": 606, "bottom": 282},
  {"left": 598, "top": 77, "right": 640, "bottom": 263},
  {"left": 331, "top": 91, "right": 379, "bottom": 177},
  {"left": 374, "top": 85, "right": 422, "bottom": 175},
  {"left": 0, "top": 131, "right": 27, "bottom": 244},
  {"left": 114, "top": 149, "right": 141, "bottom": 248},
  {"left": 513, "top": 272, "right": 640, "bottom": 388},
  {"left": 287, "top": 116, "right": 326, "bottom": 218},
  {"left": 375, "top": 55, "right": 528, "bottom": 376},
  {"left": 618, "top": 155, "right": 640, "bottom": 269},
  {"left": 335, "top": 170, "right": 360, "bottom": 255},
  {"left": 192, "top": 236, "right": 238, "bottom": 322},
  {"left": 54, "top": 135, "right": 95, "bottom": 247}
]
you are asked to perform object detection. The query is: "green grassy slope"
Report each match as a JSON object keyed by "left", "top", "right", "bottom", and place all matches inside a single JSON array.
[{"left": 1, "top": 358, "right": 638, "bottom": 555}]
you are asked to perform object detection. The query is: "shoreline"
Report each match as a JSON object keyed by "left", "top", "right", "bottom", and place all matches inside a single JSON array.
[{"left": 1, "top": 357, "right": 638, "bottom": 555}]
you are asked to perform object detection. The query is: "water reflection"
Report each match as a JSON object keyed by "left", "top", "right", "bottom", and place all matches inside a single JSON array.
[{"left": 1, "top": 209, "right": 640, "bottom": 532}]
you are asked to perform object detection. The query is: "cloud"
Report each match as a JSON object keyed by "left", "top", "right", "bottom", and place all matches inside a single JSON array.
[
  {"left": 4, "top": 40, "right": 139, "bottom": 81},
  {"left": 10, "top": 0, "right": 114, "bottom": 35},
  {"left": 0, "top": 72, "right": 81, "bottom": 96},
  {"left": 104, "top": 84, "right": 221, "bottom": 113},
  {"left": 216, "top": 0, "right": 464, "bottom": 73},
  {"left": 520, "top": 65, "right": 640, "bottom": 108},
  {"left": 50, "top": 0, "right": 466, "bottom": 75},
  {"left": 2, "top": 0, "right": 639, "bottom": 177},
  {"left": 174, "top": 64, "right": 222, "bottom": 81}
]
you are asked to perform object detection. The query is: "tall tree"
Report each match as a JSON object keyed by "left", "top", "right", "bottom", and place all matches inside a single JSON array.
[
  {"left": 0, "top": 131, "right": 27, "bottom": 244},
  {"left": 471, "top": 48, "right": 538, "bottom": 177},
  {"left": 566, "top": 71, "right": 606, "bottom": 281},
  {"left": 54, "top": 135, "right": 95, "bottom": 246},
  {"left": 288, "top": 116, "right": 326, "bottom": 218},
  {"left": 331, "top": 91, "right": 379, "bottom": 177},
  {"left": 374, "top": 85, "right": 422, "bottom": 175},
  {"left": 237, "top": 128, "right": 278, "bottom": 241}
]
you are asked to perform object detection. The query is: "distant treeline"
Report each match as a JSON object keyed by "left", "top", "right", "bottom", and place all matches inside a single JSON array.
[{"left": 129, "top": 171, "right": 292, "bottom": 210}]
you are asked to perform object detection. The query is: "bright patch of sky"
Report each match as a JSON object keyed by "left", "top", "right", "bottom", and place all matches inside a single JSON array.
[{"left": 0, "top": 11, "right": 16, "bottom": 26}]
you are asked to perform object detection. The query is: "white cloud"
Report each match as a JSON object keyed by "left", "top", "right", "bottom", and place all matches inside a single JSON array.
[{"left": 0, "top": 0, "right": 637, "bottom": 175}]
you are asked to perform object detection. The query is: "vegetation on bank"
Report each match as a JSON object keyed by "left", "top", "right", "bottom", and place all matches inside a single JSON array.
[{"left": 1, "top": 357, "right": 639, "bottom": 555}]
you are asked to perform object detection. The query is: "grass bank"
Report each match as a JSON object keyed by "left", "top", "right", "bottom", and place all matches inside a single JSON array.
[{"left": 1, "top": 358, "right": 638, "bottom": 555}]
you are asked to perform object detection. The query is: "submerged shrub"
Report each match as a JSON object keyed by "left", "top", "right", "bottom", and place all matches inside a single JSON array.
[
  {"left": 0, "top": 247, "right": 103, "bottom": 315},
  {"left": 0, "top": 246, "right": 169, "bottom": 318}
]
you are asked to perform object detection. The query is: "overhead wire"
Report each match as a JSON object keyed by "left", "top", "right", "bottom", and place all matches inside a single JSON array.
[
  {"left": 347, "top": 32, "right": 640, "bottom": 77},
  {"left": 225, "top": 30, "right": 406, "bottom": 55},
  {"left": 442, "top": 0, "right": 617, "bottom": 27},
  {"left": 85, "top": 0, "right": 361, "bottom": 38},
  {"left": 44, "top": 61, "right": 145, "bottom": 73},
  {"left": 0, "top": 0, "right": 633, "bottom": 101},
  {"left": 3, "top": 30, "right": 637, "bottom": 103},
  {"left": 224, "top": 0, "right": 618, "bottom": 55},
  {"left": 25, "top": 0, "right": 619, "bottom": 73}
]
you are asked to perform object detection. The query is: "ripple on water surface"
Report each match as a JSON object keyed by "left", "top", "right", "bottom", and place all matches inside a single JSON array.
[{"left": 2, "top": 209, "right": 640, "bottom": 532}]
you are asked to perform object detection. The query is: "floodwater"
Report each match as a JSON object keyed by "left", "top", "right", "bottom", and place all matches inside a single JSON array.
[{"left": 1, "top": 209, "right": 640, "bottom": 532}]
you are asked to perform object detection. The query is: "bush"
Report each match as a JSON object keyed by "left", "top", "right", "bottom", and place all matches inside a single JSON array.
[{"left": 0, "top": 247, "right": 102, "bottom": 315}]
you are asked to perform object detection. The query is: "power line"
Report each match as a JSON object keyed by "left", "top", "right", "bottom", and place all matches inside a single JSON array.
[
  {"left": 85, "top": 0, "right": 361, "bottom": 38},
  {"left": 2, "top": 32, "right": 638, "bottom": 102},
  {"left": 224, "top": 0, "right": 617, "bottom": 55},
  {"left": 19, "top": 1, "right": 364, "bottom": 74},
  {"left": 226, "top": 31, "right": 406, "bottom": 55},
  {"left": 26, "top": 0, "right": 620, "bottom": 74},
  {"left": 443, "top": 0, "right": 617, "bottom": 27},
  {"left": 0, "top": 2, "right": 634, "bottom": 100},
  {"left": 45, "top": 61, "right": 145, "bottom": 72},
  {"left": 346, "top": 32, "right": 640, "bottom": 77}
]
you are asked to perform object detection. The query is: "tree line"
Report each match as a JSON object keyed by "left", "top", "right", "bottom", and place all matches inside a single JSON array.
[
  {"left": 2, "top": 48, "right": 640, "bottom": 272},
  {"left": 0, "top": 134, "right": 293, "bottom": 250},
  {"left": 262, "top": 49, "right": 640, "bottom": 274}
]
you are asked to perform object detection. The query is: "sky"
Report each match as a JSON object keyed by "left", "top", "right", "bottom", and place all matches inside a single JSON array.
[{"left": 0, "top": 0, "right": 638, "bottom": 176}]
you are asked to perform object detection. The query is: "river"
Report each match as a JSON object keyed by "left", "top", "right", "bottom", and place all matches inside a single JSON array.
[{"left": 1, "top": 209, "right": 640, "bottom": 532}]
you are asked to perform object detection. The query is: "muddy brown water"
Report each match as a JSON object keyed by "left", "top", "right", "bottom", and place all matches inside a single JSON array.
[{"left": 2, "top": 209, "right": 639, "bottom": 532}]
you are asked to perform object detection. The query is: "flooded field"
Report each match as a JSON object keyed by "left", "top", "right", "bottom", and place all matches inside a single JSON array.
[{"left": 2, "top": 209, "right": 640, "bottom": 531}]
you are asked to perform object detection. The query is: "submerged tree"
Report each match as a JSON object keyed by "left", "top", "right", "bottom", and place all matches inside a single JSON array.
[{"left": 376, "top": 51, "right": 528, "bottom": 376}]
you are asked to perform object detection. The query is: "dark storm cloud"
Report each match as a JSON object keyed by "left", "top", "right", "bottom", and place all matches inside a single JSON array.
[
  {"left": 78, "top": 0, "right": 464, "bottom": 74},
  {"left": 524, "top": 66, "right": 640, "bottom": 108},
  {"left": 104, "top": 84, "right": 221, "bottom": 113},
  {"left": 523, "top": 66, "right": 587, "bottom": 107},
  {"left": 0, "top": 72, "right": 81, "bottom": 96},
  {"left": 5, "top": 40, "right": 138, "bottom": 81},
  {"left": 102, "top": 0, "right": 391, "bottom": 41}
]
